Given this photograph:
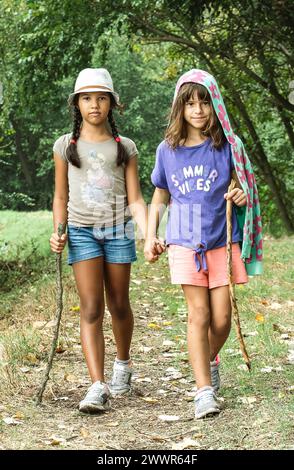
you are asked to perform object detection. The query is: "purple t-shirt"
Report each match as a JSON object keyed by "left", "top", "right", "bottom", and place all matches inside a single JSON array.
[{"left": 151, "top": 138, "right": 240, "bottom": 269}]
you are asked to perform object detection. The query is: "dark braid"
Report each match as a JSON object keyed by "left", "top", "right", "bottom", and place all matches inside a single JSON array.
[
  {"left": 66, "top": 97, "right": 82, "bottom": 168},
  {"left": 108, "top": 108, "right": 129, "bottom": 166}
]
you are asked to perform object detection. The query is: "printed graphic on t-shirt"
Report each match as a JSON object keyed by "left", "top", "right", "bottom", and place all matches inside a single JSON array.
[
  {"left": 81, "top": 150, "right": 114, "bottom": 208},
  {"left": 171, "top": 164, "right": 218, "bottom": 196}
]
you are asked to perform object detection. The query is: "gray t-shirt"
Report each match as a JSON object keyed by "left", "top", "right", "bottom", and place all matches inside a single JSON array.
[{"left": 53, "top": 133, "right": 138, "bottom": 227}]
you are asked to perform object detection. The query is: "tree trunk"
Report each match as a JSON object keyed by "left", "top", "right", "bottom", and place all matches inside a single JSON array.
[
  {"left": 10, "top": 117, "right": 33, "bottom": 187},
  {"left": 200, "top": 54, "right": 294, "bottom": 232}
]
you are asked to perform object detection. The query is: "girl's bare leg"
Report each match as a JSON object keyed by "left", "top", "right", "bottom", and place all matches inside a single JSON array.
[
  {"left": 182, "top": 285, "right": 211, "bottom": 389},
  {"left": 104, "top": 262, "right": 134, "bottom": 361},
  {"left": 208, "top": 286, "right": 232, "bottom": 361},
  {"left": 72, "top": 257, "right": 105, "bottom": 382}
]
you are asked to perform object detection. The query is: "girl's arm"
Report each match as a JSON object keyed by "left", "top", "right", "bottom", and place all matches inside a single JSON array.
[
  {"left": 50, "top": 153, "right": 69, "bottom": 253},
  {"left": 125, "top": 155, "right": 148, "bottom": 240},
  {"left": 144, "top": 187, "right": 170, "bottom": 262}
]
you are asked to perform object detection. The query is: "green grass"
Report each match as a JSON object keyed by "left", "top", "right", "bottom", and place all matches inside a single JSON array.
[
  {"left": 0, "top": 210, "right": 53, "bottom": 260},
  {"left": 134, "top": 238, "right": 294, "bottom": 369},
  {"left": 0, "top": 210, "right": 71, "bottom": 318},
  {"left": 0, "top": 211, "right": 293, "bottom": 449}
]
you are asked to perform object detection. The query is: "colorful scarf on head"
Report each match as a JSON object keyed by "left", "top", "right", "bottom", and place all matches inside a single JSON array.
[{"left": 173, "top": 69, "right": 263, "bottom": 275}]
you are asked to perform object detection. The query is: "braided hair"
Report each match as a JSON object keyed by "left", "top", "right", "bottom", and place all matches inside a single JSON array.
[
  {"left": 108, "top": 97, "right": 129, "bottom": 166},
  {"left": 66, "top": 93, "right": 128, "bottom": 168},
  {"left": 66, "top": 95, "right": 82, "bottom": 168}
]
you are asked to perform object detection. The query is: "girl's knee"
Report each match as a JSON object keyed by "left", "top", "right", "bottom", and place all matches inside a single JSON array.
[
  {"left": 188, "top": 306, "right": 210, "bottom": 329},
  {"left": 80, "top": 301, "right": 104, "bottom": 324},
  {"left": 107, "top": 297, "right": 131, "bottom": 320},
  {"left": 210, "top": 316, "right": 231, "bottom": 336}
]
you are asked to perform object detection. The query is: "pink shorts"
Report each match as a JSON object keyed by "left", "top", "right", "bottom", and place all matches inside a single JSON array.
[{"left": 168, "top": 243, "right": 248, "bottom": 289}]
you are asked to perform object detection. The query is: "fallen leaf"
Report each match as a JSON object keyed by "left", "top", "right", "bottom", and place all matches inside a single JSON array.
[
  {"left": 131, "top": 279, "right": 142, "bottom": 285},
  {"left": 25, "top": 353, "right": 39, "bottom": 364},
  {"left": 141, "top": 397, "right": 159, "bottom": 404},
  {"left": 3, "top": 417, "right": 22, "bottom": 425},
  {"left": 243, "top": 331, "right": 258, "bottom": 337},
  {"left": 56, "top": 345, "right": 66, "bottom": 353},
  {"left": 166, "top": 367, "right": 180, "bottom": 374},
  {"left": 162, "top": 321, "right": 173, "bottom": 326},
  {"left": 45, "top": 319, "right": 58, "bottom": 328},
  {"left": 260, "top": 367, "right": 273, "bottom": 373},
  {"left": 64, "top": 373, "right": 76, "bottom": 382},
  {"left": 49, "top": 436, "right": 66, "bottom": 446},
  {"left": 139, "top": 346, "right": 153, "bottom": 353},
  {"left": 158, "top": 415, "right": 180, "bottom": 422},
  {"left": 148, "top": 323, "right": 161, "bottom": 330},
  {"left": 133, "top": 377, "right": 152, "bottom": 383},
  {"left": 13, "top": 412, "right": 25, "bottom": 420},
  {"left": 19, "top": 367, "right": 31, "bottom": 373},
  {"left": 150, "top": 435, "right": 166, "bottom": 442},
  {"left": 33, "top": 321, "right": 47, "bottom": 330},
  {"left": 162, "top": 340, "right": 176, "bottom": 347},
  {"left": 269, "top": 302, "right": 282, "bottom": 310},
  {"left": 239, "top": 396, "right": 257, "bottom": 404},
  {"left": 106, "top": 421, "right": 120, "bottom": 427},
  {"left": 70, "top": 306, "right": 80, "bottom": 312},
  {"left": 280, "top": 333, "right": 290, "bottom": 340},
  {"left": 255, "top": 313, "right": 265, "bottom": 323},
  {"left": 172, "top": 437, "right": 200, "bottom": 450},
  {"left": 80, "top": 427, "right": 90, "bottom": 438},
  {"left": 183, "top": 396, "right": 194, "bottom": 402},
  {"left": 186, "top": 391, "right": 197, "bottom": 397}
]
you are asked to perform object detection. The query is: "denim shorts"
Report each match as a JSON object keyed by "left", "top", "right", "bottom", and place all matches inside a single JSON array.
[{"left": 67, "top": 221, "right": 137, "bottom": 265}]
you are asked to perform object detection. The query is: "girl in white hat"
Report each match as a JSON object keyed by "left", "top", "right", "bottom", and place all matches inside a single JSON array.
[{"left": 50, "top": 68, "right": 153, "bottom": 413}]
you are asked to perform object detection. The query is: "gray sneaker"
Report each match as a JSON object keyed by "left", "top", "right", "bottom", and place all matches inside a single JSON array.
[
  {"left": 210, "top": 356, "right": 220, "bottom": 393},
  {"left": 194, "top": 386, "right": 221, "bottom": 419},
  {"left": 109, "top": 361, "right": 132, "bottom": 396},
  {"left": 79, "top": 381, "right": 111, "bottom": 413}
]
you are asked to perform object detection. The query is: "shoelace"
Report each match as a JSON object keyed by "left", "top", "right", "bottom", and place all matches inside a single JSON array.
[
  {"left": 195, "top": 390, "right": 218, "bottom": 406},
  {"left": 85, "top": 383, "right": 108, "bottom": 401},
  {"left": 112, "top": 368, "right": 131, "bottom": 385}
]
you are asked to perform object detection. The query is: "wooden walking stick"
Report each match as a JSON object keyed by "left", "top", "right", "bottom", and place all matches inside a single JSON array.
[
  {"left": 36, "top": 222, "right": 66, "bottom": 404},
  {"left": 226, "top": 179, "right": 251, "bottom": 371}
]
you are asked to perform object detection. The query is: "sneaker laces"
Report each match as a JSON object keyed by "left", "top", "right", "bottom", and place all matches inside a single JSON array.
[
  {"left": 195, "top": 388, "right": 219, "bottom": 406},
  {"left": 111, "top": 365, "right": 131, "bottom": 386},
  {"left": 85, "top": 381, "right": 109, "bottom": 401}
]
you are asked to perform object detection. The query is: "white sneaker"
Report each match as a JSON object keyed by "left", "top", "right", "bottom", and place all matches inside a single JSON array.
[
  {"left": 109, "top": 360, "right": 132, "bottom": 396},
  {"left": 79, "top": 381, "right": 111, "bottom": 413},
  {"left": 194, "top": 386, "right": 221, "bottom": 419}
]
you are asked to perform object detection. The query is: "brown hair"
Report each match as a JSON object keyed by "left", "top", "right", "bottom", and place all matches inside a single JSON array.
[
  {"left": 165, "top": 83, "right": 226, "bottom": 150},
  {"left": 66, "top": 94, "right": 129, "bottom": 168}
]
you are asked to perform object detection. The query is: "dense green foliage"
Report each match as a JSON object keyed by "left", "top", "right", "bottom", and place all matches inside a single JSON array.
[{"left": 0, "top": 0, "right": 293, "bottom": 235}]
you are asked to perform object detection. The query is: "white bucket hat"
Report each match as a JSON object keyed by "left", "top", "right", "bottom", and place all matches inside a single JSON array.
[{"left": 68, "top": 68, "right": 120, "bottom": 105}]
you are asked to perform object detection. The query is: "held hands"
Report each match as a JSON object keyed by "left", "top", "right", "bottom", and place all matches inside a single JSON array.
[
  {"left": 144, "top": 237, "right": 166, "bottom": 262},
  {"left": 224, "top": 188, "right": 247, "bottom": 207},
  {"left": 50, "top": 232, "right": 68, "bottom": 254}
]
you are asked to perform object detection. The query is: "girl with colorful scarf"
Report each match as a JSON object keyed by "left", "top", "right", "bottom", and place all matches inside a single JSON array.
[{"left": 144, "top": 69, "right": 263, "bottom": 419}]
